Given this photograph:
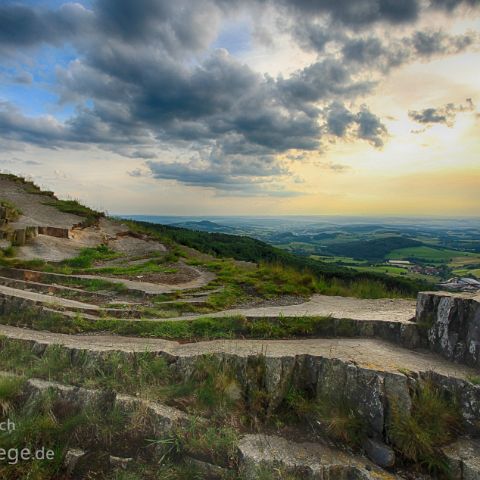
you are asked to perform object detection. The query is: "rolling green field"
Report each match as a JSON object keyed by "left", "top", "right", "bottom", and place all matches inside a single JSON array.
[{"left": 387, "top": 246, "right": 480, "bottom": 263}]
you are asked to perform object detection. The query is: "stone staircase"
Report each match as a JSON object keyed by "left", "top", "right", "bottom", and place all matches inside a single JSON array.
[{"left": 0, "top": 282, "right": 478, "bottom": 478}]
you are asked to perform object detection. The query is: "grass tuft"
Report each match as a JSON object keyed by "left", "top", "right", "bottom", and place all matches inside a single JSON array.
[{"left": 388, "top": 380, "right": 462, "bottom": 475}]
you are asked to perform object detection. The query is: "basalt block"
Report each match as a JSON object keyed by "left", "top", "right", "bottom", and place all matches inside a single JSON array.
[{"left": 416, "top": 291, "right": 480, "bottom": 368}]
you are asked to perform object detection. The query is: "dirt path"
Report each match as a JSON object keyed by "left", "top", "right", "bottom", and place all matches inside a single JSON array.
[
  {"left": 0, "top": 324, "right": 475, "bottom": 379},
  {"left": 169, "top": 294, "right": 416, "bottom": 323},
  {"left": 75, "top": 267, "right": 216, "bottom": 294}
]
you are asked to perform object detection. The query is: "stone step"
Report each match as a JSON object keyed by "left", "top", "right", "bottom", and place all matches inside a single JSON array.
[
  {"left": 0, "top": 284, "right": 147, "bottom": 319},
  {"left": 0, "top": 267, "right": 216, "bottom": 295},
  {"left": 0, "top": 274, "right": 110, "bottom": 297},
  {"left": 238, "top": 434, "right": 398, "bottom": 479},
  {"left": 442, "top": 438, "right": 480, "bottom": 480},
  {"left": 0, "top": 283, "right": 101, "bottom": 314}
]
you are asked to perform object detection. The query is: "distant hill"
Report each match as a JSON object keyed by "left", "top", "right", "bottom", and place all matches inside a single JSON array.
[
  {"left": 171, "top": 220, "right": 237, "bottom": 233},
  {"left": 325, "top": 236, "right": 423, "bottom": 262}
]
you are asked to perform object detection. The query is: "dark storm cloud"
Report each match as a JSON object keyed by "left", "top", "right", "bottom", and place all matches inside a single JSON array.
[
  {"left": 324, "top": 102, "right": 356, "bottom": 137},
  {"left": 339, "top": 30, "right": 476, "bottom": 73},
  {"left": 94, "top": 0, "right": 221, "bottom": 55},
  {"left": 412, "top": 30, "right": 474, "bottom": 55},
  {"left": 409, "top": 99, "right": 475, "bottom": 128},
  {"left": 0, "top": 3, "right": 93, "bottom": 47},
  {"left": 430, "top": 0, "right": 480, "bottom": 11},
  {"left": 278, "top": 59, "right": 375, "bottom": 106},
  {"left": 323, "top": 102, "right": 387, "bottom": 147},
  {"left": 278, "top": 0, "right": 420, "bottom": 26}
]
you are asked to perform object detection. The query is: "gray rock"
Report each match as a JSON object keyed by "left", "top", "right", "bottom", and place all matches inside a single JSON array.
[
  {"left": 416, "top": 291, "right": 480, "bottom": 368},
  {"left": 238, "top": 434, "right": 397, "bottom": 480},
  {"left": 63, "top": 448, "right": 86, "bottom": 476},
  {"left": 185, "top": 457, "right": 229, "bottom": 479},
  {"left": 109, "top": 455, "right": 132, "bottom": 470},
  {"left": 443, "top": 438, "right": 480, "bottom": 480},
  {"left": 365, "top": 438, "right": 395, "bottom": 468}
]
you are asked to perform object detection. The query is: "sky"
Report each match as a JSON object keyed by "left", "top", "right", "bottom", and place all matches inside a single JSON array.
[{"left": 0, "top": 0, "right": 479, "bottom": 216}]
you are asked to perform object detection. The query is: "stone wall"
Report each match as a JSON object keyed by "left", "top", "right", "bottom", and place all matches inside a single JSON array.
[{"left": 416, "top": 291, "right": 480, "bottom": 368}]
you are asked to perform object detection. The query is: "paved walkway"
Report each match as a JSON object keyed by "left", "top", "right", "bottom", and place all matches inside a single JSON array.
[{"left": 0, "top": 324, "right": 475, "bottom": 379}]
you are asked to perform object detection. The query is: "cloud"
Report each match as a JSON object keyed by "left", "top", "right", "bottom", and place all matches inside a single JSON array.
[
  {"left": 0, "top": 3, "right": 93, "bottom": 48},
  {"left": 323, "top": 102, "right": 387, "bottom": 147},
  {"left": 144, "top": 153, "right": 301, "bottom": 197},
  {"left": 0, "top": 0, "right": 478, "bottom": 195},
  {"left": 278, "top": 0, "right": 420, "bottom": 27},
  {"left": 409, "top": 99, "right": 475, "bottom": 128},
  {"left": 13, "top": 71, "right": 33, "bottom": 84}
]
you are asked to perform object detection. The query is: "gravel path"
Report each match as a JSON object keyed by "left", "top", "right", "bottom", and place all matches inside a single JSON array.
[{"left": 0, "top": 324, "right": 475, "bottom": 379}]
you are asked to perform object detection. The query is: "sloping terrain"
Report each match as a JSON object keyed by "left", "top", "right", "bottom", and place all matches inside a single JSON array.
[{"left": 0, "top": 175, "right": 478, "bottom": 480}]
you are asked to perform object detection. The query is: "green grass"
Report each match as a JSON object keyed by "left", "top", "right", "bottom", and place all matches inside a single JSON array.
[
  {"left": 0, "top": 339, "right": 172, "bottom": 402},
  {"left": 0, "top": 245, "right": 16, "bottom": 258},
  {"left": 87, "top": 259, "right": 178, "bottom": 276},
  {"left": 284, "top": 388, "right": 366, "bottom": 447},
  {"left": 467, "top": 374, "right": 480, "bottom": 385},
  {"left": 0, "top": 306, "right": 372, "bottom": 341},
  {"left": 42, "top": 198, "right": 104, "bottom": 226},
  {"left": 388, "top": 246, "right": 478, "bottom": 263},
  {"left": 0, "top": 378, "right": 88, "bottom": 479},
  {"left": 0, "top": 199, "right": 22, "bottom": 220},
  {"left": 0, "top": 174, "right": 55, "bottom": 197},
  {"left": 388, "top": 381, "right": 462, "bottom": 476},
  {"left": 197, "top": 258, "right": 410, "bottom": 304},
  {"left": 0, "top": 341, "right": 245, "bottom": 429},
  {"left": 0, "top": 374, "right": 191, "bottom": 480},
  {"left": 310, "top": 255, "right": 367, "bottom": 265},
  {"left": 177, "top": 420, "right": 239, "bottom": 468},
  {"left": 0, "top": 376, "right": 25, "bottom": 415},
  {"left": 60, "top": 244, "right": 120, "bottom": 269}
]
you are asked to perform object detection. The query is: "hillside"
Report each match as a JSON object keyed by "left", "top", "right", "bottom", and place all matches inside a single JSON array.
[{"left": 0, "top": 174, "right": 478, "bottom": 480}]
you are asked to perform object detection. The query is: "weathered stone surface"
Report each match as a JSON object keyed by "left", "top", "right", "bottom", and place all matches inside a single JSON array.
[
  {"left": 423, "top": 371, "right": 480, "bottom": 435},
  {"left": 63, "top": 448, "right": 87, "bottom": 476},
  {"left": 365, "top": 438, "right": 395, "bottom": 468},
  {"left": 109, "top": 455, "right": 132, "bottom": 470},
  {"left": 238, "top": 434, "right": 397, "bottom": 479},
  {"left": 443, "top": 438, "right": 480, "bottom": 480},
  {"left": 416, "top": 291, "right": 480, "bottom": 367},
  {"left": 13, "top": 228, "right": 26, "bottom": 246},
  {"left": 38, "top": 226, "right": 70, "bottom": 239},
  {"left": 185, "top": 457, "right": 230, "bottom": 479}
]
